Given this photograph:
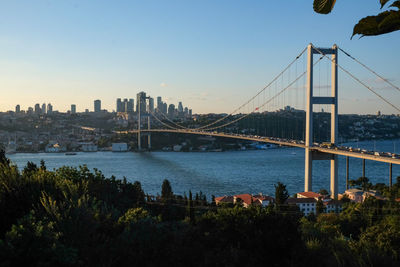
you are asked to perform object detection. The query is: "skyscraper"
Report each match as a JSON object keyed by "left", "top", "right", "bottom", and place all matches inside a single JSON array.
[
  {"left": 15, "top": 105, "right": 20, "bottom": 113},
  {"left": 94, "top": 100, "right": 101, "bottom": 112},
  {"left": 168, "top": 104, "right": 175, "bottom": 118},
  {"left": 71, "top": 104, "right": 76, "bottom": 114},
  {"left": 34, "top": 104, "right": 41, "bottom": 114},
  {"left": 148, "top": 97, "right": 154, "bottom": 113},
  {"left": 136, "top": 92, "right": 146, "bottom": 114},
  {"left": 127, "top": 99, "right": 134, "bottom": 112},
  {"left": 47, "top": 103, "right": 53, "bottom": 114},
  {"left": 116, "top": 98, "right": 122, "bottom": 112},
  {"left": 163, "top": 103, "right": 168, "bottom": 114},
  {"left": 41, "top": 103, "right": 46, "bottom": 114},
  {"left": 157, "top": 96, "right": 162, "bottom": 111},
  {"left": 178, "top": 102, "right": 183, "bottom": 113}
]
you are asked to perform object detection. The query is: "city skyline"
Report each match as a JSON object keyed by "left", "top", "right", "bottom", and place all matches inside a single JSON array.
[
  {"left": 10, "top": 93, "right": 193, "bottom": 115},
  {"left": 0, "top": 1, "right": 399, "bottom": 114}
]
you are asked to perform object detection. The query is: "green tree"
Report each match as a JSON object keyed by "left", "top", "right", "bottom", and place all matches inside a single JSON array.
[
  {"left": 274, "top": 182, "right": 289, "bottom": 205},
  {"left": 161, "top": 179, "right": 173, "bottom": 200},
  {"left": 313, "top": 0, "right": 400, "bottom": 37},
  {"left": 187, "top": 190, "right": 195, "bottom": 223},
  {"left": 316, "top": 199, "right": 326, "bottom": 215},
  {"left": 319, "top": 188, "right": 329, "bottom": 196}
]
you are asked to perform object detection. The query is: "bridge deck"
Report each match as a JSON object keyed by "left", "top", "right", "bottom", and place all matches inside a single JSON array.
[{"left": 115, "top": 129, "right": 400, "bottom": 165}]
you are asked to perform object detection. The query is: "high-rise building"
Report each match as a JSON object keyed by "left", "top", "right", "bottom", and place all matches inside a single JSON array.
[
  {"left": 136, "top": 92, "right": 147, "bottom": 114},
  {"left": 127, "top": 98, "right": 134, "bottom": 112},
  {"left": 163, "top": 102, "right": 168, "bottom": 114},
  {"left": 94, "top": 100, "right": 101, "bottom": 112},
  {"left": 27, "top": 107, "right": 34, "bottom": 114},
  {"left": 47, "top": 103, "right": 53, "bottom": 114},
  {"left": 71, "top": 104, "right": 76, "bottom": 114},
  {"left": 178, "top": 102, "right": 183, "bottom": 113},
  {"left": 148, "top": 97, "right": 154, "bottom": 113},
  {"left": 184, "top": 107, "right": 188, "bottom": 116},
  {"left": 157, "top": 97, "right": 162, "bottom": 111},
  {"left": 189, "top": 109, "right": 192, "bottom": 117},
  {"left": 116, "top": 98, "right": 122, "bottom": 112},
  {"left": 41, "top": 103, "right": 46, "bottom": 114},
  {"left": 15, "top": 105, "right": 20, "bottom": 113},
  {"left": 168, "top": 104, "right": 175, "bottom": 118},
  {"left": 34, "top": 104, "right": 41, "bottom": 114}
]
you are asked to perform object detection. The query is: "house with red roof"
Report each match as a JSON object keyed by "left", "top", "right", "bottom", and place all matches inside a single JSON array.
[
  {"left": 297, "top": 191, "right": 322, "bottom": 200},
  {"left": 215, "top": 196, "right": 234, "bottom": 205}
]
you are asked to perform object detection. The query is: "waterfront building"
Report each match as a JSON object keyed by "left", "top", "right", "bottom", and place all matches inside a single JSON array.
[
  {"left": 15, "top": 105, "right": 20, "bottom": 113},
  {"left": 215, "top": 196, "right": 234, "bottom": 205},
  {"left": 71, "top": 104, "right": 76, "bottom": 114},
  {"left": 286, "top": 198, "right": 316, "bottom": 216},
  {"left": 94, "top": 100, "right": 101, "bottom": 112},
  {"left": 297, "top": 191, "right": 322, "bottom": 200},
  {"left": 112, "top": 143, "right": 128, "bottom": 152},
  {"left": 80, "top": 142, "right": 98, "bottom": 152}
]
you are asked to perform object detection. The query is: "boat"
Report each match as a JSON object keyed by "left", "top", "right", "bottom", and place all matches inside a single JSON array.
[{"left": 65, "top": 152, "right": 77, "bottom": 156}]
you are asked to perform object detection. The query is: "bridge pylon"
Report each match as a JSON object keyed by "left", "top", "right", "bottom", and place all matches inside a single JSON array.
[{"left": 305, "top": 43, "right": 338, "bottom": 199}]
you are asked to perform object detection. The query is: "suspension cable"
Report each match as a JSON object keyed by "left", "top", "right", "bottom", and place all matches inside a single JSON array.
[
  {"left": 197, "top": 46, "right": 308, "bottom": 130},
  {"left": 152, "top": 109, "right": 187, "bottom": 129},
  {"left": 338, "top": 47, "right": 400, "bottom": 93},
  {"left": 312, "top": 45, "right": 400, "bottom": 113},
  {"left": 203, "top": 56, "right": 324, "bottom": 131},
  {"left": 152, "top": 47, "right": 308, "bottom": 131},
  {"left": 149, "top": 111, "right": 182, "bottom": 130}
]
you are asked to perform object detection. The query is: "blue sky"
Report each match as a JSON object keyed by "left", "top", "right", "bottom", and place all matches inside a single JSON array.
[{"left": 0, "top": 0, "right": 399, "bottom": 114}]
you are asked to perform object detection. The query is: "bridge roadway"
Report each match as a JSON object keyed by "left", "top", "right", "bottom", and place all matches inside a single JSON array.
[{"left": 116, "top": 129, "right": 400, "bottom": 165}]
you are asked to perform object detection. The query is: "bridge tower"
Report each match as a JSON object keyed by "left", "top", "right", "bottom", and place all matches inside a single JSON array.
[
  {"left": 137, "top": 98, "right": 142, "bottom": 151},
  {"left": 305, "top": 43, "right": 339, "bottom": 199},
  {"left": 137, "top": 93, "right": 152, "bottom": 151}
]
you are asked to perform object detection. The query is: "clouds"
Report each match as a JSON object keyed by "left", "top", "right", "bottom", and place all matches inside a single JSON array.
[{"left": 160, "top": 82, "right": 167, "bottom": 87}]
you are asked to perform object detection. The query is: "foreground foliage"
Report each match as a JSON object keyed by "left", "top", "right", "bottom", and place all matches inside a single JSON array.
[
  {"left": 313, "top": 0, "right": 400, "bottom": 38},
  {"left": 0, "top": 153, "right": 400, "bottom": 266}
]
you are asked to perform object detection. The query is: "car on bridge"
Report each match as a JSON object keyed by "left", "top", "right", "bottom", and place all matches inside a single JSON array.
[{"left": 320, "top": 142, "right": 335, "bottom": 148}]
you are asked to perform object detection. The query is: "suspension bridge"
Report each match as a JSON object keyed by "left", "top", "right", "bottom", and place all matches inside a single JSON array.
[{"left": 112, "top": 43, "right": 400, "bottom": 200}]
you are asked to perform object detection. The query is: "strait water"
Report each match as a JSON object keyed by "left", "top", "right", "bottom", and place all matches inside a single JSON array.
[{"left": 7, "top": 140, "right": 400, "bottom": 198}]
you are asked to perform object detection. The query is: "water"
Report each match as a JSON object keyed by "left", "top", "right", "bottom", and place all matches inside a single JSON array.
[{"left": 7, "top": 139, "right": 400, "bottom": 198}]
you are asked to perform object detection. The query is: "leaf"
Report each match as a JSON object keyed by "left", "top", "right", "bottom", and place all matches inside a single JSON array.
[
  {"left": 352, "top": 10, "right": 400, "bottom": 38},
  {"left": 313, "top": 0, "right": 336, "bottom": 14},
  {"left": 390, "top": 0, "right": 400, "bottom": 9},
  {"left": 380, "top": 0, "right": 391, "bottom": 9}
]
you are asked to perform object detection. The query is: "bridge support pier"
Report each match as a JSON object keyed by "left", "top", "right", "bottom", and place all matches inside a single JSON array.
[
  {"left": 346, "top": 156, "right": 349, "bottom": 190},
  {"left": 389, "top": 163, "right": 393, "bottom": 188},
  {"left": 147, "top": 116, "right": 151, "bottom": 150},
  {"left": 362, "top": 159, "right": 366, "bottom": 177},
  {"left": 138, "top": 95, "right": 142, "bottom": 151}
]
